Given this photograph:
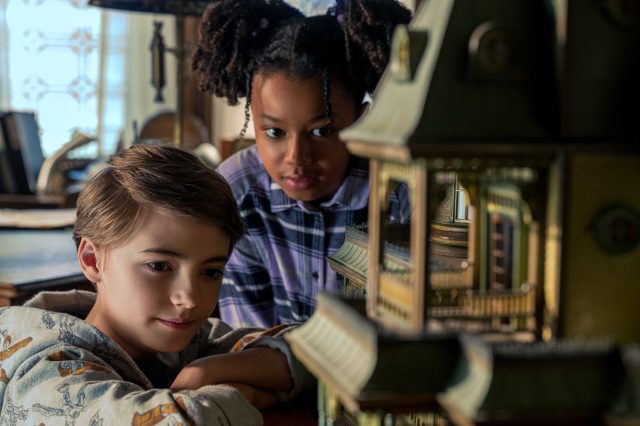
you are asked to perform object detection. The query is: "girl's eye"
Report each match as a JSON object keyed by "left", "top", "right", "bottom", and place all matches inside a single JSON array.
[
  {"left": 202, "top": 268, "right": 223, "bottom": 280},
  {"left": 265, "top": 128, "right": 285, "bottom": 139},
  {"left": 145, "top": 262, "right": 170, "bottom": 272},
  {"left": 310, "top": 126, "right": 334, "bottom": 137}
]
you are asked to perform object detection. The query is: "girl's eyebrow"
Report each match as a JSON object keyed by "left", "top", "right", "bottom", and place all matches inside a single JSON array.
[
  {"left": 140, "top": 248, "right": 228, "bottom": 263},
  {"left": 260, "top": 113, "right": 284, "bottom": 123},
  {"left": 261, "top": 113, "right": 335, "bottom": 123}
]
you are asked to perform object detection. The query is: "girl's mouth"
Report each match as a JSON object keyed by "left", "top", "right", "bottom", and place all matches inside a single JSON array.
[{"left": 284, "top": 175, "right": 318, "bottom": 190}]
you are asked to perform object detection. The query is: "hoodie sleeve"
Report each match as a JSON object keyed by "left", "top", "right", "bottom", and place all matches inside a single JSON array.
[
  {"left": 1, "top": 344, "right": 262, "bottom": 425},
  {"left": 195, "top": 319, "right": 311, "bottom": 402}
]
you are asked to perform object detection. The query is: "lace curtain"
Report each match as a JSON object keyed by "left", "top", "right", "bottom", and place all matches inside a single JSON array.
[{"left": 0, "top": 0, "right": 175, "bottom": 158}]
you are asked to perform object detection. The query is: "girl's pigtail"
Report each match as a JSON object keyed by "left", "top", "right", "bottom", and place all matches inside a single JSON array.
[
  {"left": 336, "top": 0, "right": 412, "bottom": 94},
  {"left": 192, "top": 0, "right": 302, "bottom": 105}
]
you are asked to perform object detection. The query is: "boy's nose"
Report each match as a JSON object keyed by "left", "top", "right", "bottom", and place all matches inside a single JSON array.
[
  {"left": 284, "top": 134, "right": 311, "bottom": 166},
  {"left": 170, "top": 275, "right": 198, "bottom": 309}
]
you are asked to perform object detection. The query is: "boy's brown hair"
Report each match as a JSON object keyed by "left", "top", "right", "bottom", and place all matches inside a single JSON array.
[{"left": 73, "top": 144, "right": 244, "bottom": 251}]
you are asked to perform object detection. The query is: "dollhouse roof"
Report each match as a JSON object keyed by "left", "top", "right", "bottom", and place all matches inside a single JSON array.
[{"left": 341, "top": 0, "right": 639, "bottom": 161}]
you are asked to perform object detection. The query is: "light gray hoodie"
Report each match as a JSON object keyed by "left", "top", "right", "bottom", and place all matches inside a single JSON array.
[{"left": 0, "top": 290, "right": 305, "bottom": 425}]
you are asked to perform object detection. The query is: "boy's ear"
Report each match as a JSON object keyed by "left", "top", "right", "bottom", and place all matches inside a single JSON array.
[{"left": 77, "top": 238, "right": 102, "bottom": 284}]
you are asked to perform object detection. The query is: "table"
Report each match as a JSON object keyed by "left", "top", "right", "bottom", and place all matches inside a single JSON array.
[
  {"left": 262, "top": 389, "right": 318, "bottom": 426},
  {"left": 0, "top": 228, "right": 91, "bottom": 305},
  {"left": 0, "top": 193, "right": 74, "bottom": 209}
]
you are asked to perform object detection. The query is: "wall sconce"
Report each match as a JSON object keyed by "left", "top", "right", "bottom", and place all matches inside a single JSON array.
[{"left": 88, "top": 0, "right": 210, "bottom": 147}]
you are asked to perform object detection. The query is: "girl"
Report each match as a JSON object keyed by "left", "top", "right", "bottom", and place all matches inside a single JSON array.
[{"left": 192, "top": 0, "right": 412, "bottom": 328}]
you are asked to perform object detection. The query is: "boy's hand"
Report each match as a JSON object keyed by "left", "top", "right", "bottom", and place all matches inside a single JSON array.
[
  {"left": 225, "top": 383, "right": 278, "bottom": 409},
  {"left": 171, "top": 360, "right": 211, "bottom": 391},
  {"left": 171, "top": 363, "right": 279, "bottom": 409}
]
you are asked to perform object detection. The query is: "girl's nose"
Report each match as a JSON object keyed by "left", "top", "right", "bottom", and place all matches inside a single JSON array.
[{"left": 284, "top": 134, "right": 311, "bottom": 166}]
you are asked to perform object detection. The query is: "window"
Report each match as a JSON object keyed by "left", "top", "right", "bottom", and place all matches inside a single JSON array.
[{"left": 2, "top": 0, "right": 127, "bottom": 157}]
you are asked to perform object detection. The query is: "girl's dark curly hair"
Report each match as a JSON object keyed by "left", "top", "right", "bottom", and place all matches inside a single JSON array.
[{"left": 192, "top": 0, "right": 411, "bottom": 128}]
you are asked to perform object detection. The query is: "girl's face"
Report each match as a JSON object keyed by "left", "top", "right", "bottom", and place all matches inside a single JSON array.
[
  {"left": 251, "top": 72, "right": 360, "bottom": 202},
  {"left": 80, "top": 211, "right": 230, "bottom": 360}
]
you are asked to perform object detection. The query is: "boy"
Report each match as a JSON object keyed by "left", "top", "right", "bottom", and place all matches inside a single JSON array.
[{"left": 0, "top": 145, "right": 304, "bottom": 424}]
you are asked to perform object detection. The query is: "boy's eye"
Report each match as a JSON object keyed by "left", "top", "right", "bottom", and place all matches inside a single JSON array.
[
  {"left": 310, "top": 126, "right": 333, "bottom": 137},
  {"left": 202, "top": 268, "right": 223, "bottom": 280},
  {"left": 265, "top": 127, "right": 285, "bottom": 139},
  {"left": 145, "top": 261, "right": 170, "bottom": 272}
]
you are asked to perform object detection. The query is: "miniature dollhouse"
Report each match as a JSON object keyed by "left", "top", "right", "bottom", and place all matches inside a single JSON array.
[{"left": 286, "top": 0, "right": 640, "bottom": 424}]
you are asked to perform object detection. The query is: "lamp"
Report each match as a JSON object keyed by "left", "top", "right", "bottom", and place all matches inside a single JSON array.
[
  {"left": 88, "top": 0, "right": 211, "bottom": 147},
  {"left": 88, "top": 1, "right": 208, "bottom": 15}
]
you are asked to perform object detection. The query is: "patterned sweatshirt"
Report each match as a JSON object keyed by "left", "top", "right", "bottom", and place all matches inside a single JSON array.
[{"left": 0, "top": 290, "right": 306, "bottom": 425}]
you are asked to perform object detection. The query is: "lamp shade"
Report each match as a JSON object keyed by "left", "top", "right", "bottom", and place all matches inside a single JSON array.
[{"left": 88, "top": 0, "right": 210, "bottom": 16}]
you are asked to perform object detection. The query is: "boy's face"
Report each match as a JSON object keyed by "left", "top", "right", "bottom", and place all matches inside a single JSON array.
[
  {"left": 79, "top": 211, "right": 230, "bottom": 360},
  {"left": 251, "top": 72, "right": 359, "bottom": 202}
]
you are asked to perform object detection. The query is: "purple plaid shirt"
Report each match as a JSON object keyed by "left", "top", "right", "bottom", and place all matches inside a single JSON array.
[{"left": 217, "top": 146, "right": 410, "bottom": 328}]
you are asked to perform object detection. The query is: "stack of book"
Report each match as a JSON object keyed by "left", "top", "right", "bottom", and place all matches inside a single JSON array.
[{"left": 0, "top": 111, "right": 45, "bottom": 195}]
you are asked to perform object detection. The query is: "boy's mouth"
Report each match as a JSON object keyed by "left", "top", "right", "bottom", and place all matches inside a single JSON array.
[{"left": 157, "top": 318, "right": 195, "bottom": 330}]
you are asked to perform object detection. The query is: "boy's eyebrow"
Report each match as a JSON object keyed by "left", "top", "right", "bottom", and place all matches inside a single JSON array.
[{"left": 140, "top": 248, "right": 228, "bottom": 263}]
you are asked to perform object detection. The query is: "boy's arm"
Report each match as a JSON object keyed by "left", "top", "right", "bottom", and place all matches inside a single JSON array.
[
  {"left": 4, "top": 347, "right": 262, "bottom": 425},
  {"left": 171, "top": 346, "right": 293, "bottom": 392},
  {"left": 224, "top": 382, "right": 279, "bottom": 409},
  {"left": 174, "top": 323, "right": 306, "bottom": 407}
]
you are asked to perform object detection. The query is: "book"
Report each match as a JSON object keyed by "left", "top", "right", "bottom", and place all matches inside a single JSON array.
[
  {"left": 286, "top": 293, "right": 460, "bottom": 414},
  {"left": 0, "top": 111, "right": 45, "bottom": 194},
  {"left": 438, "top": 339, "right": 625, "bottom": 424},
  {"left": 0, "top": 112, "right": 18, "bottom": 194}
]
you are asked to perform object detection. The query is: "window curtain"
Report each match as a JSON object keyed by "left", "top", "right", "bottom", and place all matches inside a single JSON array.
[
  {"left": 0, "top": 0, "right": 175, "bottom": 158},
  {"left": 0, "top": 0, "right": 10, "bottom": 110}
]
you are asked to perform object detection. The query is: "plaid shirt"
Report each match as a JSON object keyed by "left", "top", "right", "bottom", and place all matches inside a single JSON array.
[{"left": 217, "top": 146, "right": 410, "bottom": 328}]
